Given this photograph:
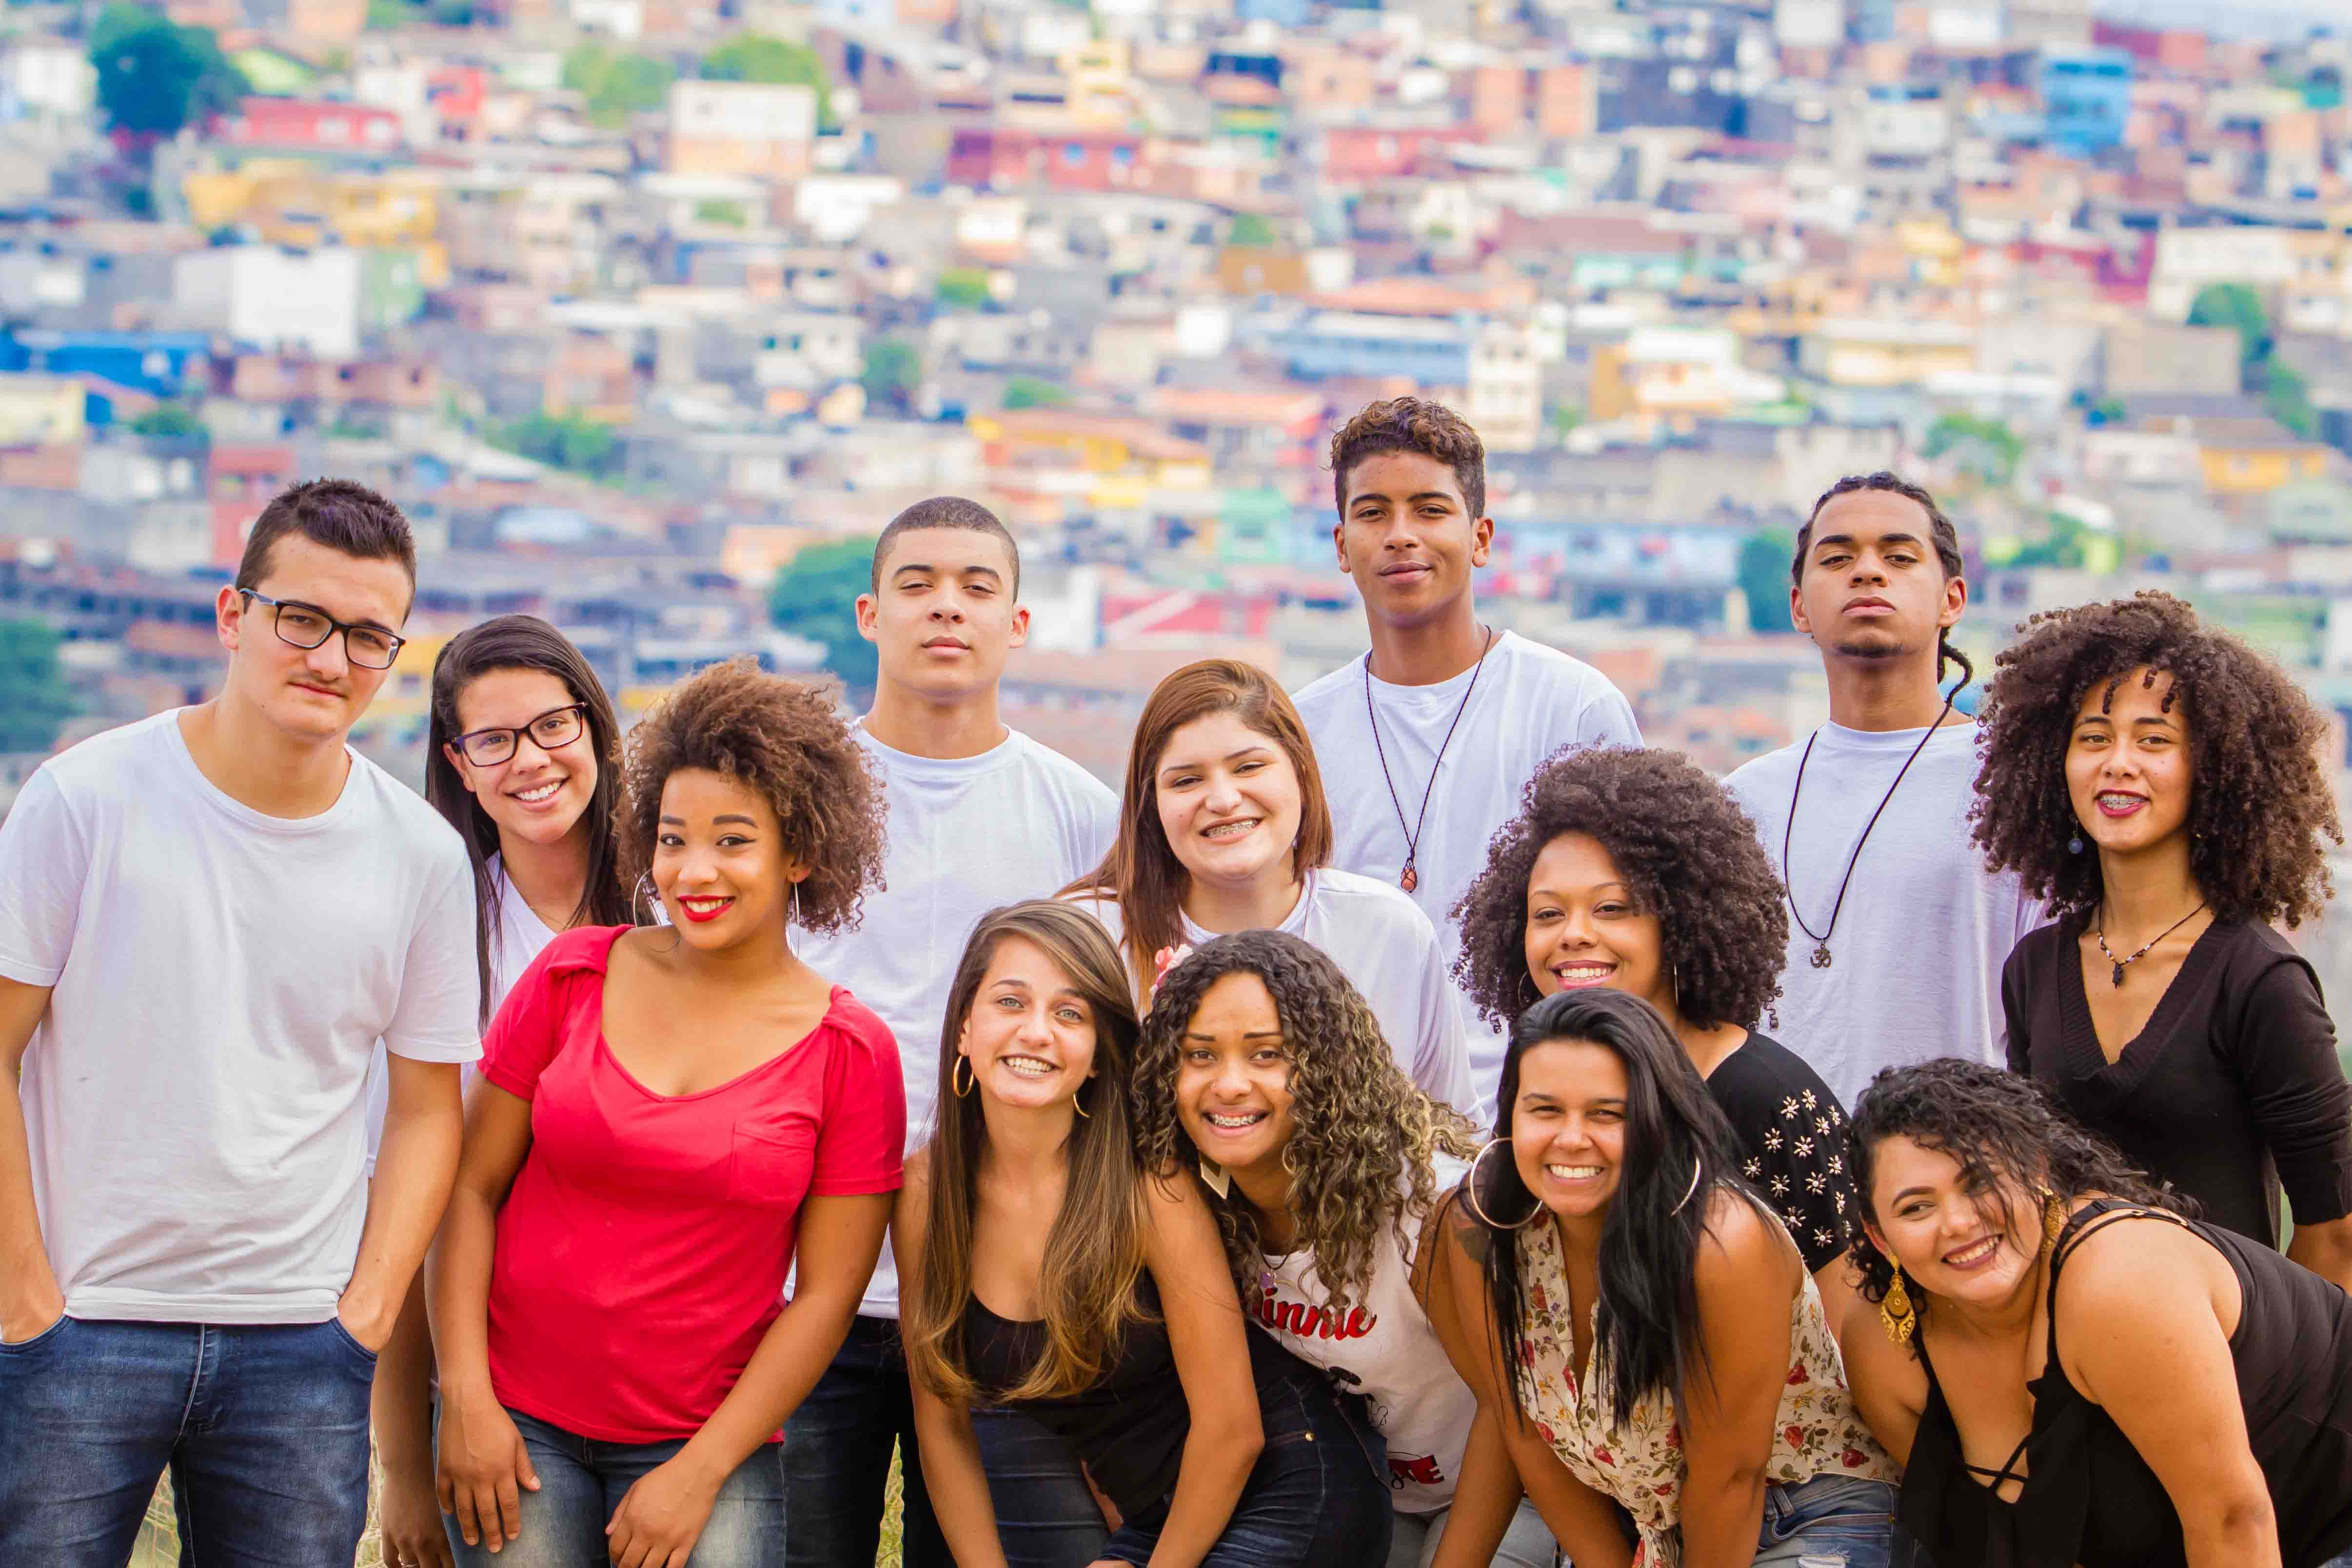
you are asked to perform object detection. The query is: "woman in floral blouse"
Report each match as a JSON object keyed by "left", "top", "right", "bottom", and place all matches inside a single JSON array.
[{"left": 1424, "top": 988, "right": 1896, "bottom": 1568}]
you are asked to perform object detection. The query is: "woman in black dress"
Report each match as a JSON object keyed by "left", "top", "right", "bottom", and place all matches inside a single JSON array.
[
  {"left": 1843, "top": 1059, "right": 2352, "bottom": 1568},
  {"left": 1972, "top": 590, "right": 2352, "bottom": 1290},
  {"left": 1453, "top": 745, "right": 1863, "bottom": 1312}
]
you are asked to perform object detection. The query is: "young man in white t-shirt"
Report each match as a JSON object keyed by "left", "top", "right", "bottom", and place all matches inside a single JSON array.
[
  {"left": 1294, "top": 397, "right": 1642, "bottom": 1121},
  {"left": 1723, "top": 472, "right": 2042, "bottom": 1110},
  {"left": 782, "top": 497, "right": 1119, "bottom": 1568},
  {"left": 0, "top": 480, "right": 479, "bottom": 1564}
]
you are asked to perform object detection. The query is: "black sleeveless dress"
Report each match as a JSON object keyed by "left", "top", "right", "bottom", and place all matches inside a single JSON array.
[{"left": 1902, "top": 1199, "right": 2352, "bottom": 1568}]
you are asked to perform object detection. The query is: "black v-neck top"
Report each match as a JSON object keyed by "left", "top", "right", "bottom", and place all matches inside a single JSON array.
[
  {"left": 1902, "top": 1199, "right": 2352, "bottom": 1568},
  {"left": 2003, "top": 916, "right": 2352, "bottom": 1246}
]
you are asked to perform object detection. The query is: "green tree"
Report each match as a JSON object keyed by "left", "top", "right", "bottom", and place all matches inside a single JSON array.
[
  {"left": 767, "top": 537, "right": 878, "bottom": 696},
  {"left": 1924, "top": 412, "right": 2025, "bottom": 487},
  {"left": 129, "top": 401, "right": 208, "bottom": 441},
  {"left": 1002, "top": 376, "right": 1069, "bottom": 410},
  {"left": 935, "top": 266, "right": 990, "bottom": 310},
  {"left": 1736, "top": 529, "right": 1796, "bottom": 634},
  {"left": 860, "top": 337, "right": 922, "bottom": 413},
  {"left": 89, "top": 4, "right": 248, "bottom": 140},
  {"left": 489, "top": 411, "right": 624, "bottom": 480},
  {"left": 2188, "top": 282, "right": 2272, "bottom": 378},
  {"left": 2266, "top": 359, "right": 2317, "bottom": 438},
  {"left": 1227, "top": 211, "right": 1276, "bottom": 248},
  {"left": 699, "top": 34, "right": 830, "bottom": 128},
  {"left": 562, "top": 45, "right": 674, "bottom": 129},
  {"left": 693, "top": 198, "right": 748, "bottom": 227},
  {"left": 0, "top": 619, "right": 75, "bottom": 753}
]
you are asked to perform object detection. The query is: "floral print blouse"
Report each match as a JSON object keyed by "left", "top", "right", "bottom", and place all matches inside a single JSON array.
[{"left": 1514, "top": 1208, "right": 1894, "bottom": 1568}]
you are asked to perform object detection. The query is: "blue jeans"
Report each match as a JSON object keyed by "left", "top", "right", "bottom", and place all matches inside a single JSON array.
[
  {"left": 1096, "top": 1368, "right": 1393, "bottom": 1567},
  {"left": 970, "top": 1403, "right": 1111, "bottom": 1568},
  {"left": 443, "top": 1409, "right": 784, "bottom": 1567},
  {"left": 0, "top": 1315, "right": 374, "bottom": 1567},
  {"left": 1752, "top": 1473, "right": 1899, "bottom": 1568},
  {"left": 782, "top": 1314, "right": 947, "bottom": 1568}
]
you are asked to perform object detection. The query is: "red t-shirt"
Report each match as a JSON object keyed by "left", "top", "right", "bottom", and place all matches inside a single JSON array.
[{"left": 480, "top": 925, "right": 906, "bottom": 1442}]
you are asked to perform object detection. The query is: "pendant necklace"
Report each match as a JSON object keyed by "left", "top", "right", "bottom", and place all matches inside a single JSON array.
[
  {"left": 1365, "top": 625, "right": 1495, "bottom": 893},
  {"left": 2094, "top": 901, "right": 2206, "bottom": 987},
  {"left": 1781, "top": 686, "right": 1957, "bottom": 970}
]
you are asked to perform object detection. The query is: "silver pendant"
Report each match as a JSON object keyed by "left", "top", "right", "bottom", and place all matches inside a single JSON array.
[{"left": 1810, "top": 942, "right": 1832, "bottom": 970}]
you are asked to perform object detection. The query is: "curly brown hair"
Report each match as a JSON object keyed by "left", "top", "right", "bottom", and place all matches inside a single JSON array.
[
  {"left": 1451, "top": 746, "right": 1787, "bottom": 1033},
  {"left": 1132, "top": 930, "right": 1481, "bottom": 1316},
  {"left": 617, "top": 657, "right": 887, "bottom": 934},
  {"left": 1328, "top": 396, "right": 1486, "bottom": 521},
  {"left": 1970, "top": 590, "right": 2340, "bottom": 926}
]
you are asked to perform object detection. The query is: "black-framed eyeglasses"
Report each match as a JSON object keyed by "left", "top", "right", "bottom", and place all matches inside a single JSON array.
[
  {"left": 450, "top": 704, "right": 590, "bottom": 767},
  {"left": 237, "top": 590, "right": 407, "bottom": 670}
]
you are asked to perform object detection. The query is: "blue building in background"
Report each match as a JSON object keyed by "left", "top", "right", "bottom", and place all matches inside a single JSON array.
[
  {"left": 2040, "top": 46, "right": 2133, "bottom": 158},
  {"left": 0, "top": 329, "right": 214, "bottom": 397}
]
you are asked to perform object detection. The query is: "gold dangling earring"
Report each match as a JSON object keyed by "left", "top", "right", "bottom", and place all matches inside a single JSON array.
[
  {"left": 1880, "top": 1265, "right": 1917, "bottom": 1346},
  {"left": 1072, "top": 1085, "right": 1092, "bottom": 1119},
  {"left": 2041, "top": 1187, "right": 2066, "bottom": 1261},
  {"left": 953, "top": 1056, "right": 974, "bottom": 1098}
]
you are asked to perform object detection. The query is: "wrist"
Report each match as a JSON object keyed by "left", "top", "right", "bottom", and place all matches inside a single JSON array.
[{"left": 667, "top": 1437, "right": 733, "bottom": 1493}]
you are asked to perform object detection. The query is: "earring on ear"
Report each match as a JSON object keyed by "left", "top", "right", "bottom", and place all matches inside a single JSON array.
[
  {"left": 2067, "top": 833, "right": 2084, "bottom": 855},
  {"left": 1880, "top": 1265, "right": 1917, "bottom": 1346},
  {"left": 953, "top": 1056, "right": 974, "bottom": 1098}
]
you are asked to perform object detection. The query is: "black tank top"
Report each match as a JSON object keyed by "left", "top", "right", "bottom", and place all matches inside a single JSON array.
[
  {"left": 961, "top": 1274, "right": 1312, "bottom": 1522},
  {"left": 1903, "top": 1199, "right": 2352, "bottom": 1568}
]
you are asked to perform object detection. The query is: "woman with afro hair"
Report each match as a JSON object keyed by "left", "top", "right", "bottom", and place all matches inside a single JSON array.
[
  {"left": 1452, "top": 745, "right": 1862, "bottom": 1303},
  {"left": 1972, "top": 591, "right": 2352, "bottom": 1290}
]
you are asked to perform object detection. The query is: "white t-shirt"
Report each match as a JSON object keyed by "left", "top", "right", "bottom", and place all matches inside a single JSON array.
[
  {"left": 1294, "top": 631, "right": 1642, "bottom": 1121},
  {"left": 1724, "top": 719, "right": 2045, "bottom": 1110},
  {"left": 1070, "top": 869, "right": 1476, "bottom": 1116},
  {"left": 791, "top": 723, "right": 1119, "bottom": 1320},
  {"left": 0, "top": 710, "right": 479, "bottom": 1325},
  {"left": 362, "top": 853, "right": 557, "bottom": 1172},
  {"left": 1256, "top": 1153, "right": 1475, "bottom": 1515}
]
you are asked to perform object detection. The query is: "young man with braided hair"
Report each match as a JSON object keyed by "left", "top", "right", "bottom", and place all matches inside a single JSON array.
[{"left": 1723, "top": 472, "right": 2042, "bottom": 1109}]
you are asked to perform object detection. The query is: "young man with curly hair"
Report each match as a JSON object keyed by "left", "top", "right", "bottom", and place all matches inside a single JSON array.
[
  {"left": 1293, "top": 398, "right": 1640, "bottom": 1121},
  {"left": 1972, "top": 590, "right": 2352, "bottom": 1290},
  {"left": 780, "top": 496, "right": 1121, "bottom": 1568},
  {"left": 1722, "top": 472, "right": 2041, "bottom": 1109},
  {"left": 0, "top": 482, "right": 479, "bottom": 1564}
]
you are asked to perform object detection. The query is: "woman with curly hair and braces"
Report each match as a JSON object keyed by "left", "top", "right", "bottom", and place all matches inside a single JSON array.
[
  {"left": 1842, "top": 1059, "right": 2352, "bottom": 1568},
  {"left": 1132, "top": 929, "right": 1557, "bottom": 1568},
  {"left": 1972, "top": 591, "right": 2352, "bottom": 1288},
  {"left": 1453, "top": 746, "right": 1862, "bottom": 1307}
]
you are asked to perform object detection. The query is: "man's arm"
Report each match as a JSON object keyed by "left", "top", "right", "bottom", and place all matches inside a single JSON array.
[
  {"left": 341, "top": 1052, "right": 463, "bottom": 1351},
  {"left": 0, "top": 976, "right": 60, "bottom": 1344}
]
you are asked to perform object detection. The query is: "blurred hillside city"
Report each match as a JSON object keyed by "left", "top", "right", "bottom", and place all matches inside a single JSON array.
[{"left": 3, "top": 0, "right": 2352, "bottom": 987}]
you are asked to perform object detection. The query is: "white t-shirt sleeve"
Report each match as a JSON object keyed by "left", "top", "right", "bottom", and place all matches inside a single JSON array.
[
  {"left": 1409, "top": 921, "right": 1477, "bottom": 1116},
  {"left": 0, "top": 767, "right": 85, "bottom": 987},
  {"left": 1578, "top": 682, "right": 1643, "bottom": 749},
  {"left": 383, "top": 848, "right": 484, "bottom": 1063}
]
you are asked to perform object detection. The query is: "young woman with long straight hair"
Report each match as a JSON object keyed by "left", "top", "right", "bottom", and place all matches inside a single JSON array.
[
  {"left": 1130, "top": 929, "right": 1555, "bottom": 1568},
  {"left": 1428, "top": 988, "right": 1896, "bottom": 1568},
  {"left": 369, "top": 614, "right": 633, "bottom": 1568},
  {"left": 897, "top": 902, "right": 1393, "bottom": 1568},
  {"left": 1060, "top": 658, "right": 1473, "bottom": 1114},
  {"left": 430, "top": 658, "right": 904, "bottom": 1568}
]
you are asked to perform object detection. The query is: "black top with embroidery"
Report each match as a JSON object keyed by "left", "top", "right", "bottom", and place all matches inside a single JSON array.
[{"left": 1706, "top": 1031, "right": 1858, "bottom": 1273}]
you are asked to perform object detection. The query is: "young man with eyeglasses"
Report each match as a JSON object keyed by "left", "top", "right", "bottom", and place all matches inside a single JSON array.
[{"left": 0, "top": 479, "right": 478, "bottom": 1565}]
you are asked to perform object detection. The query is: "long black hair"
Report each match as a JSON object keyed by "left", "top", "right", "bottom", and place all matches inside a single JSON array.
[
  {"left": 423, "top": 615, "right": 631, "bottom": 1025},
  {"left": 1471, "top": 987, "right": 1752, "bottom": 1428}
]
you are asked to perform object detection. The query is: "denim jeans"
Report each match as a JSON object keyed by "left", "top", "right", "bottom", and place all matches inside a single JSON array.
[
  {"left": 442, "top": 1409, "right": 783, "bottom": 1568},
  {"left": 1751, "top": 1473, "right": 1900, "bottom": 1568},
  {"left": 782, "top": 1314, "right": 947, "bottom": 1568},
  {"left": 0, "top": 1315, "right": 374, "bottom": 1567},
  {"left": 1387, "top": 1497, "right": 1557, "bottom": 1568},
  {"left": 1096, "top": 1368, "right": 1393, "bottom": 1568},
  {"left": 970, "top": 1402, "right": 1111, "bottom": 1568}
]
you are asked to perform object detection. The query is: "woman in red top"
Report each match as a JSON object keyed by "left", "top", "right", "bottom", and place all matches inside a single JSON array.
[{"left": 429, "top": 658, "right": 904, "bottom": 1568}]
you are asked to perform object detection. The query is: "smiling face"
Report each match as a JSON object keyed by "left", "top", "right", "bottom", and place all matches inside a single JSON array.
[
  {"left": 1522, "top": 833, "right": 1674, "bottom": 1021},
  {"left": 1509, "top": 1038, "right": 1629, "bottom": 1222},
  {"left": 1153, "top": 710, "right": 1304, "bottom": 894},
  {"left": 1174, "top": 971, "right": 1297, "bottom": 1183},
  {"left": 1791, "top": 489, "right": 1965, "bottom": 668},
  {"left": 956, "top": 933, "right": 1101, "bottom": 1114},
  {"left": 218, "top": 532, "right": 412, "bottom": 744},
  {"left": 1865, "top": 1135, "right": 2045, "bottom": 1311},
  {"left": 1333, "top": 450, "right": 1494, "bottom": 635},
  {"left": 2066, "top": 668, "right": 2194, "bottom": 860},
  {"left": 651, "top": 767, "right": 804, "bottom": 950},
  {"left": 445, "top": 667, "right": 598, "bottom": 852},
  {"left": 858, "top": 527, "right": 1028, "bottom": 702}
]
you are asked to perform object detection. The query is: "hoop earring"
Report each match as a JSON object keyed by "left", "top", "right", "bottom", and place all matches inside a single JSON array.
[
  {"left": 1880, "top": 1264, "right": 1917, "bottom": 1346},
  {"left": 2040, "top": 1186, "right": 2065, "bottom": 1260},
  {"left": 1073, "top": 1086, "right": 1092, "bottom": 1120},
  {"left": 1462, "top": 1137, "right": 1544, "bottom": 1231},
  {"left": 1670, "top": 1158, "right": 1703, "bottom": 1216},
  {"left": 953, "top": 1056, "right": 974, "bottom": 1099}
]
